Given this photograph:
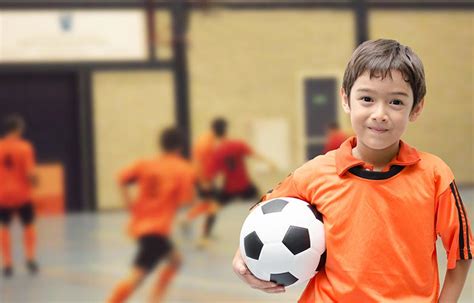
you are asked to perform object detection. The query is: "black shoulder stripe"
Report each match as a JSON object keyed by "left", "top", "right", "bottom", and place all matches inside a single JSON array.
[
  {"left": 453, "top": 181, "right": 472, "bottom": 259},
  {"left": 450, "top": 182, "right": 467, "bottom": 259}
]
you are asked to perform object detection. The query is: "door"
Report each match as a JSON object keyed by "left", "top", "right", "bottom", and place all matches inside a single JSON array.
[
  {"left": 0, "top": 72, "right": 83, "bottom": 212},
  {"left": 303, "top": 77, "right": 337, "bottom": 159}
]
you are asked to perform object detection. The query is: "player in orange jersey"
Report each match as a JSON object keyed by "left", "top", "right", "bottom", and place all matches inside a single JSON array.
[
  {"left": 107, "top": 127, "right": 196, "bottom": 303},
  {"left": 233, "top": 39, "right": 472, "bottom": 302},
  {"left": 179, "top": 119, "right": 220, "bottom": 241},
  {"left": 0, "top": 114, "right": 38, "bottom": 277}
]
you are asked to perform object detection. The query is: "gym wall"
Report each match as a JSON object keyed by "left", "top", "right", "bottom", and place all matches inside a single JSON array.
[{"left": 93, "top": 71, "right": 174, "bottom": 210}]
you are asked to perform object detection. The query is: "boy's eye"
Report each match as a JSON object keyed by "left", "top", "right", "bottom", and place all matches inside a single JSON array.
[
  {"left": 361, "top": 96, "right": 372, "bottom": 102},
  {"left": 391, "top": 99, "right": 404, "bottom": 105}
]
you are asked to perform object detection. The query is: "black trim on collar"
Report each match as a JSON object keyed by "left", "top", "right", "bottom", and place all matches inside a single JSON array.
[{"left": 348, "top": 165, "right": 405, "bottom": 180}]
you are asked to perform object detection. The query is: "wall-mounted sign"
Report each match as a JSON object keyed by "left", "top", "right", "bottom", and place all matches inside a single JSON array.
[{"left": 0, "top": 10, "right": 147, "bottom": 62}]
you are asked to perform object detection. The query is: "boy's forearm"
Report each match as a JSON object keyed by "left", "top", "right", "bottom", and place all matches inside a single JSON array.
[
  {"left": 439, "top": 259, "right": 471, "bottom": 302},
  {"left": 120, "top": 185, "right": 132, "bottom": 208},
  {"left": 252, "top": 152, "right": 276, "bottom": 169}
]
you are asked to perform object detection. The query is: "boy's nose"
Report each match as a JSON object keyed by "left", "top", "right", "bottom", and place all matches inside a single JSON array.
[{"left": 371, "top": 104, "right": 388, "bottom": 122}]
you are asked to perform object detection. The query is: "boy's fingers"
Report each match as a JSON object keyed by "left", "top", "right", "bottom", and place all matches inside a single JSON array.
[
  {"left": 234, "top": 259, "right": 247, "bottom": 275},
  {"left": 263, "top": 286, "right": 286, "bottom": 294},
  {"left": 233, "top": 249, "right": 285, "bottom": 294},
  {"left": 243, "top": 272, "right": 279, "bottom": 289},
  {"left": 233, "top": 258, "right": 249, "bottom": 275}
]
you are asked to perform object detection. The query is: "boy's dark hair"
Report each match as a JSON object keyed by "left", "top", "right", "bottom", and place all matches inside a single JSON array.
[
  {"left": 211, "top": 117, "right": 227, "bottom": 138},
  {"left": 342, "top": 39, "right": 426, "bottom": 110},
  {"left": 3, "top": 114, "right": 25, "bottom": 135},
  {"left": 159, "top": 127, "right": 183, "bottom": 151}
]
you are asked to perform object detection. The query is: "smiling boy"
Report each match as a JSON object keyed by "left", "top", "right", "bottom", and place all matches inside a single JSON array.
[{"left": 232, "top": 39, "right": 472, "bottom": 302}]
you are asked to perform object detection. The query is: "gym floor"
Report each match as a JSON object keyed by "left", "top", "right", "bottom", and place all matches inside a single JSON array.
[{"left": 1, "top": 188, "right": 473, "bottom": 303}]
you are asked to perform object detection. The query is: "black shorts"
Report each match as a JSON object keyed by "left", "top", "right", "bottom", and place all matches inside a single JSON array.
[
  {"left": 197, "top": 183, "right": 218, "bottom": 200},
  {"left": 0, "top": 202, "right": 35, "bottom": 226},
  {"left": 133, "top": 235, "right": 173, "bottom": 273},
  {"left": 218, "top": 184, "right": 259, "bottom": 206}
]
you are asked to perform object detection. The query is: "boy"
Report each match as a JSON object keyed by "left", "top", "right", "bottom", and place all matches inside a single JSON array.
[
  {"left": 201, "top": 118, "right": 275, "bottom": 247},
  {"left": 180, "top": 118, "right": 220, "bottom": 241},
  {"left": 107, "top": 127, "right": 196, "bottom": 303},
  {"left": 0, "top": 114, "right": 38, "bottom": 277},
  {"left": 232, "top": 39, "right": 472, "bottom": 302}
]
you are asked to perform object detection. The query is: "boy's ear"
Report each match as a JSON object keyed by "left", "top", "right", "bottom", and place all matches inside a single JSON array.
[
  {"left": 409, "top": 98, "right": 425, "bottom": 122},
  {"left": 341, "top": 87, "right": 350, "bottom": 114}
]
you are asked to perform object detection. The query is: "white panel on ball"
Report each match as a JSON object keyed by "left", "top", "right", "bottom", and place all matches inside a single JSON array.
[{"left": 239, "top": 197, "right": 326, "bottom": 288}]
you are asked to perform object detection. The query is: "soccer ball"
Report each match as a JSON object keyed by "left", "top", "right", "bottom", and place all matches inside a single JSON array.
[{"left": 239, "top": 197, "right": 326, "bottom": 287}]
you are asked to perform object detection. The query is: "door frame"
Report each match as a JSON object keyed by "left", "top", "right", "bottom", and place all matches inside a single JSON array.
[
  {"left": 0, "top": 69, "right": 97, "bottom": 212},
  {"left": 297, "top": 70, "right": 344, "bottom": 163}
]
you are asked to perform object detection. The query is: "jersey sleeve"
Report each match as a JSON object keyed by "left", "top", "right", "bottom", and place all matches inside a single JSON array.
[
  {"left": 240, "top": 141, "right": 253, "bottom": 156},
  {"left": 257, "top": 171, "right": 306, "bottom": 203},
  {"left": 248, "top": 172, "right": 307, "bottom": 211},
  {"left": 435, "top": 164, "right": 473, "bottom": 269},
  {"left": 118, "top": 161, "right": 143, "bottom": 186}
]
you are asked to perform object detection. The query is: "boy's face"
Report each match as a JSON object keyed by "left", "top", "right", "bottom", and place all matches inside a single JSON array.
[{"left": 341, "top": 70, "right": 424, "bottom": 151}]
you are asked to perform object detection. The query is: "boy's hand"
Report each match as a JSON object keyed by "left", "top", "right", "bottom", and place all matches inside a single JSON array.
[{"left": 232, "top": 249, "right": 286, "bottom": 293}]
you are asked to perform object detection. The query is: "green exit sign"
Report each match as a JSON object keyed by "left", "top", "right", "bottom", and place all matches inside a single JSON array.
[{"left": 312, "top": 94, "right": 328, "bottom": 106}]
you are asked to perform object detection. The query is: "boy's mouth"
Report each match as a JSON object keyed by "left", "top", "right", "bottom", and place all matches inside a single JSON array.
[{"left": 368, "top": 127, "right": 388, "bottom": 133}]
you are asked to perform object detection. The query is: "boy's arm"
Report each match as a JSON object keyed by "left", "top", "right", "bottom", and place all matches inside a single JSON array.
[
  {"left": 117, "top": 161, "right": 142, "bottom": 210},
  {"left": 232, "top": 249, "right": 285, "bottom": 293},
  {"left": 251, "top": 151, "right": 278, "bottom": 172},
  {"left": 119, "top": 184, "right": 133, "bottom": 209},
  {"left": 26, "top": 144, "right": 38, "bottom": 186},
  {"left": 435, "top": 171, "right": 473, "bottom": 301},
  {"left": 439, "top": 259, "right": 471, "bottom": 303}
]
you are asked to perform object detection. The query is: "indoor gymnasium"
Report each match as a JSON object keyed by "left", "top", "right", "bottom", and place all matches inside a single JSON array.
[{"left": 0, "top": 1, "right": 472, "bottom": 302}]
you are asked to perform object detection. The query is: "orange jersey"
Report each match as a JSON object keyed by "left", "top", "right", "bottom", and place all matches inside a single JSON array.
[
  {"left": 0, "top": 136, "right": 35, "bottom": 207},
  {"left": 118, "top": 153, "right": 196, "bottom": 238},
  {"left": 264, "top": 137, "right": 472, "bottom": 303},
  {"left": 192, "top": 132, "right": 216, "bottom": 182}
]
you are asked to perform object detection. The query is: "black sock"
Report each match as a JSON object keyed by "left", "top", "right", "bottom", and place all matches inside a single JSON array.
[
  {"left": 204, "top": 215, "right": 216, "bottom": 238},
  {"left": 26, "top": 260, "right": 39, "bottom": 274},
  {"left": 3, "top": 266, "right": 13, "bottom": 277}
]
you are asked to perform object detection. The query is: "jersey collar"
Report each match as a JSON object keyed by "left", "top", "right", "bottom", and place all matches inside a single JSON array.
[{"left": 335, "top": 136, "right": 421, "bottom": 177}]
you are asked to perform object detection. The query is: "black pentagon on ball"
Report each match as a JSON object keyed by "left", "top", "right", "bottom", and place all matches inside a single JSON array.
[
  {"left": 261, "top": 199, "right": 288, "bottom": 214},
  {"left": 244, "top": 231, "right": 264, "bottom": 260},
  {"left": 282, "top": 225, "right": 311, "bottom": 255},
  {"left": 270, "top": 272, "right": 298, "bottom": 287},
  {"left": 308, "top": 204, "right": 323, "bottom": 223}
]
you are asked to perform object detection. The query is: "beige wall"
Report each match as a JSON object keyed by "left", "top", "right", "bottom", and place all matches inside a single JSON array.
[
  {"left": 155, "top": 10, "right": 173, "bottom": 60},
  {"left": 370, "top": 11, "right": 473, "bottom": 183},
  {"left": 188, "top": 9, "right": 355, "bottom": 191},
  {"left": 92, "top": 9, "right": 473, "bottom": 210},
  {"left": 93, "top": 71, "right": 175, "bottom": 210}
]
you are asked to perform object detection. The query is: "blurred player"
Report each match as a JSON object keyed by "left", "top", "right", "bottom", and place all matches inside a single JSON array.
[
  {"left": 180, "top": 119, "right": 220, "bottom": 240},
  {"left": 0, "top": 114, "right": 38, "bottom": 277},
  {"left": 322, "top": 121, "right": 349, "bottom": 154},
  {"left": 200, "top": 118, "right": 275, "bottom": 247},
  {"left": 107, "top": 127, "right": 196, "bottom": 303}
]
